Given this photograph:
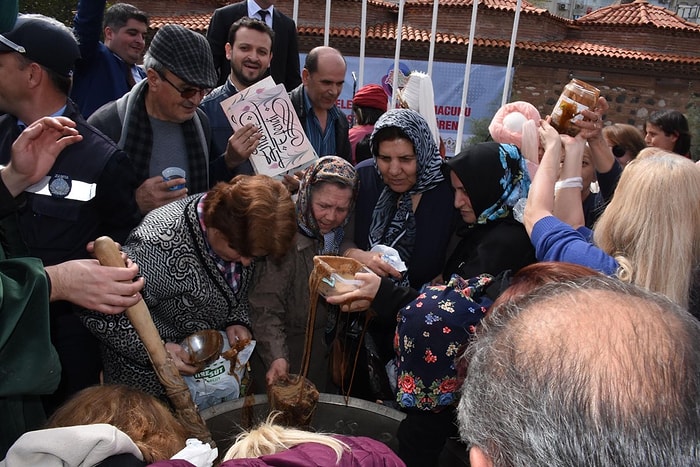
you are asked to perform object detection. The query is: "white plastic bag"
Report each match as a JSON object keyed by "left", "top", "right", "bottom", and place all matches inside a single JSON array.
[
  {"left": 170, "top": 438, "right": 218, "bottom": 467},
  {"left": 183, "top": 332, "right": 255, "bottom": 410},
  {"left": 370, "top": 244, "right": 408, "bottom": 272}
]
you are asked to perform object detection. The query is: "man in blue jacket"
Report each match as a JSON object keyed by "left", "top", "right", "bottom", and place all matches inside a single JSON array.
[{"left": 70, "top": 1, "right": 149, "bottom": 118}]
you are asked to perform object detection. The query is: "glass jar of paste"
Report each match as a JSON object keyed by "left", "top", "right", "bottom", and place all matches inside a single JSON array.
[{"left": 550, "top": 79, "right": 600, "bottom": 136}]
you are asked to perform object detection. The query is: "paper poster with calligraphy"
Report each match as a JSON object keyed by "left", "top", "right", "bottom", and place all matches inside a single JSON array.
[{"left": 221, "top": 81, "right": 318, "bottom": 178}]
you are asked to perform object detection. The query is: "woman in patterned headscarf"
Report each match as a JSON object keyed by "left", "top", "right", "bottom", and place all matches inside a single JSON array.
[
  {"left": 249, "top": 156, "right": 358, "bottom": 389},
  {"left": 344, "top": 109, "right": 456, "bottom": 291},
  {"left": 442, "top": 141, "right": 536, "bottom": 280}
]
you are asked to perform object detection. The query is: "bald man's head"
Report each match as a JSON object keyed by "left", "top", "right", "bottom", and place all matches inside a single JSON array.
[{"left": 458, "top": 276, "right": 700, "bottom": 467}]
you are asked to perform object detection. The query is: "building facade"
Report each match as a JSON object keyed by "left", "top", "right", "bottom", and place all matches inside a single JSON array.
[{"left": 138, "top": 0, "right": 700, "bottom": 154}]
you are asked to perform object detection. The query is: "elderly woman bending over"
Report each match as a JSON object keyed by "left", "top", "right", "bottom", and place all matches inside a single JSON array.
[
  {"left": 249, "top": 156, "right": 358, "bottom": 389},
  {"left": 82, "top": 175, "right": 297, "bottom": 399}
]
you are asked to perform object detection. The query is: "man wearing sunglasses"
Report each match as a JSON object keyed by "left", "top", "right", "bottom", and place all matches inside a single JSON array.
[
  {"left": 0, "top": 14, "right": 143, "bottom": 415},
  {"left": 89, "top": 24, "right": 234, "bottom": 214}
]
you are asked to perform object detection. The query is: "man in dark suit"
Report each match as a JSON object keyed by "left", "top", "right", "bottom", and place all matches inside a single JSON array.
[{"left": 207, "top": 0, "right": 302, "bottom": 91}]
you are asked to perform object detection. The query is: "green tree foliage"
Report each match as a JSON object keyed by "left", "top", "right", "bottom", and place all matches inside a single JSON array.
[
  {"left": 467, "top": 117, "right": 492, "bottom": 145},
  {"left": 18, "top": 0, "right": 74, "bottom": 25},
  {"left": 686, "top": 93, "right": 700, "bottom": 161}
]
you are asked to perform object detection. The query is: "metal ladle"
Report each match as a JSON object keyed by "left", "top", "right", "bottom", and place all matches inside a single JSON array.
[{"left": 181, "top": 329, "right": 224, "bottom": 371}]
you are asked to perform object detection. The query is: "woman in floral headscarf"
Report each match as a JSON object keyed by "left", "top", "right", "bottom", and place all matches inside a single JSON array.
[
  {"left": 442, "top": 141, "right": 537, "bottom": 280},
  {"left": 249, "top": 156, "right": 358, "bottom": 389},
  {"left": 343, "top": 109, "right": 456, "bottom": 290}
]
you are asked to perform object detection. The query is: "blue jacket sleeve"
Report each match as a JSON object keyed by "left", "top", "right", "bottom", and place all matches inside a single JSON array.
[
  {"left": 72, "top": 0, "right": 107, "bottom": 62},
  {"left": 531, "top": 215, "right": 618, "bottom": 275}
]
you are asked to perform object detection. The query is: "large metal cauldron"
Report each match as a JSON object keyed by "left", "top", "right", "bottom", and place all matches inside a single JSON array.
[
  {"left": 201, "top": 393, "right": 403, "bottom": 451},
  {"left": 200, "top": 393, "right": 468, "bottom": 466}
]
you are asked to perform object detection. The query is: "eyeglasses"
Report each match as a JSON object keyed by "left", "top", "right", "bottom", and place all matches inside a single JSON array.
[
  {"left": 158, "top": 72, "right": 207, "bottom": 99},
  {"left": 0, "top": 35, "right": 26, "bottom": 54},
  {"left": 612, "top": 145, "right": 627, "bottom": 158}
]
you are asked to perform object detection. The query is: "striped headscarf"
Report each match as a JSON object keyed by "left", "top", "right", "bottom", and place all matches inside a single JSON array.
[{"left": 368, "top": 109, "right": 444, "bottom": 283}]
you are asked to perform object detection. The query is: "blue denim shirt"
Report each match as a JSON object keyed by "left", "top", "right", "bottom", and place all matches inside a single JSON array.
[{"left": 303, "top": 90, "right": 338, "bottom": 157}]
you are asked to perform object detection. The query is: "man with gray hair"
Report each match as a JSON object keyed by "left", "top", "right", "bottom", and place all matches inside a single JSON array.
[
  {"left": 89, "top": 24, "right": 236, "bottom": 214},
  {"left": 458, "top": 276, "right": 700, "bottom": 467}
]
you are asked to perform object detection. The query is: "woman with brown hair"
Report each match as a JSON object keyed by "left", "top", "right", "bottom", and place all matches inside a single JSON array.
[
  {"left": 46, "top": 385, "right": 189, "bottom": 464},
  {"left": 602, "top": 123, "right": 646, "bottom": 168},
  {"left": 645, "top": 109, "right": 692, "bottom": 158},
  {"left": 81, "top": 175, "right": 297, "bottom": 400},
  {"left": 3, "top": 385, "right": 190, "bottom": 466}
]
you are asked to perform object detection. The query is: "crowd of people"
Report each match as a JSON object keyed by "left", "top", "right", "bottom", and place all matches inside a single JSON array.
[{"left": 1, "top": 0, "right": 699, "bottom": 466}]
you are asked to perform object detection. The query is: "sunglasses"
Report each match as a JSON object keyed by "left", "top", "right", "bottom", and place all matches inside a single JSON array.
[
  {"left": 0, "top": 34, "right": 26, "bottom": 54},
  {"left": 158, "top": 72, "right": 207, "bottom": 99},
  {"left": 612, "top": 145, "right": 627, "bottom": 158}
]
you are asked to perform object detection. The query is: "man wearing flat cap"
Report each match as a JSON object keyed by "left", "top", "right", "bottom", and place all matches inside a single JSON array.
[
  {"left": 0, "top": 14, "right": 142, "bottom": 414},
  {"left": 89, "top": 24, "right": 236, "bottom": 214}
]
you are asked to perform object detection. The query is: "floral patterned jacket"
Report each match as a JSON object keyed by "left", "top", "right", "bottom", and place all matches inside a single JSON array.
[{"left": 394, "top": 274, "right": 494, "bottom": 411}]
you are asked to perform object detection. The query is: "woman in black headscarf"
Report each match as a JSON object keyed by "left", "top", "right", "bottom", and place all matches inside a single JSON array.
[{"left": 442, "top": 141, "right": 537, "bottom": 280}]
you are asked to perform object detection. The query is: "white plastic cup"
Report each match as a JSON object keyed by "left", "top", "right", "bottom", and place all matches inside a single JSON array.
[{"left": 162, "top": 167, "right": 186, "bottom": 191}]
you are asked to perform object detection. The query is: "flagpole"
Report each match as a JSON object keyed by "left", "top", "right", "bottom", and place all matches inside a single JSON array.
[
  {"left": 427, "top": 0, "right": 439, "bottom": 76},
  {"left": 455, "top": 0, "right": 480, "bottom": 153},
  {"left": 390, "top": 0, "right": 406, "bottom": 108},
  {"left": 324, "top": 0, "right": 331, "bottom": 46},
  {"left": 502, "top": 0, "right": 523, "bottom": 106},
  {"left": 359, "top": 0, "right": 368, "bottom": 87}
]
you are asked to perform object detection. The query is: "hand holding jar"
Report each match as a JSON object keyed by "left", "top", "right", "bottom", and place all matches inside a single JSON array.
[{"left": 550, "top": 79, "right": 600, "bottom": 136}]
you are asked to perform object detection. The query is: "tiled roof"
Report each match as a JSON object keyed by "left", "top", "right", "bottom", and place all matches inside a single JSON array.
[
  {"left": 520, "top": 39, "right": 700, "bottom": 64},
  {"left": 144, "top": 0, "right": 700, "bottom": 66},
  {"left": 299, "top": 22, "right": 700, "bottom": 65},
  {"left": 150, "top": 14, "right": 210, "bottom": 32},
  {"left": 146, "top": 0, "right": 549, "bottom": 28},
  {"left": 297, "top": 22, "right": 509, "bottom": 48},
  {"left": 406, "top": 0, "right": 548, "bottom": 14},
  {"left": 577, "top": 0, "right": 700, "bottom": 31}
]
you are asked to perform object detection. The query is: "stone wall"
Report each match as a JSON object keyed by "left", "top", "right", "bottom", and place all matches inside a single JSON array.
[{"left": 512, "top": 64, "right": 698, "bottom": 134}]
